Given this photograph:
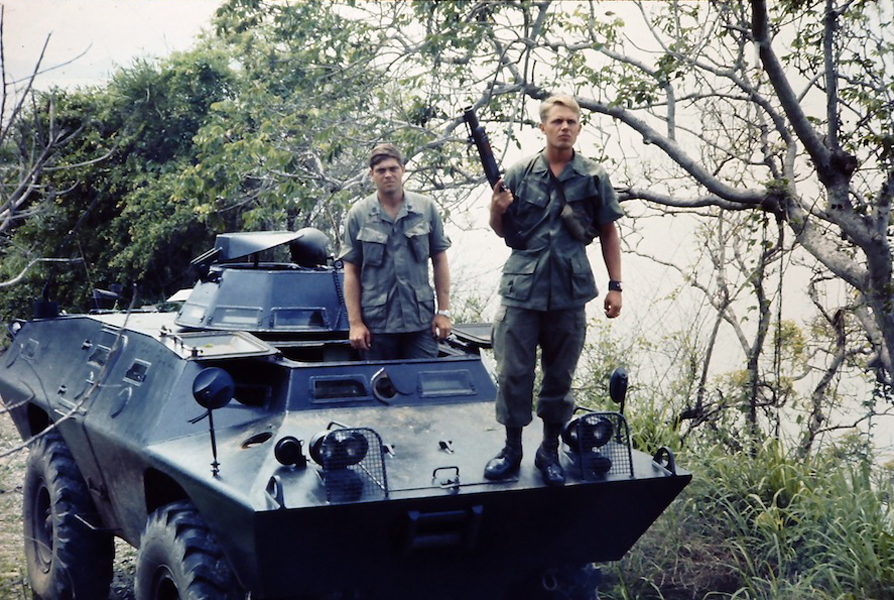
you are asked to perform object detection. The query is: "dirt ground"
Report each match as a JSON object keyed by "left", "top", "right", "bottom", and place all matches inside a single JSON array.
[
  {"left": 0, "top": 414, "right": 29, "bottom": 600},
  {"left": 0, "top": 415, "right": 137, "bottom": 600}
]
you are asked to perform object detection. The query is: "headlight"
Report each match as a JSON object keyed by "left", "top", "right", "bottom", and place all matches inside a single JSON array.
[
  {"left": 309, "top": 428, "right": 369, "bottom": 469},
  {"left": 274, "top": 436, "right": 307, "bottom": 468},
  {"left": 562, "top": 414, "right": 614, "bottom": 453},
  {"left": 308, "top": 426, "right": 389, "bottom": 503}
]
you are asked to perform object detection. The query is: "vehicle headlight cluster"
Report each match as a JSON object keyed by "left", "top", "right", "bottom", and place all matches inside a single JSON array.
[{"left": 307, "top": 426, "right": 388, "bottom": 503}]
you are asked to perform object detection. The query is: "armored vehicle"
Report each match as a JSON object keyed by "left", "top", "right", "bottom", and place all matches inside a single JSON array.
[{"left": 0, "top": 228, "right": 690, "bottom": 599}]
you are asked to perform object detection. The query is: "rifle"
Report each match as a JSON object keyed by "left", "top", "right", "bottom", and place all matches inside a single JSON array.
[
  {"left": 462, "top": 106, "right": 505, "bottom": 191},
  {"left": 462, "top": 107, "right": 527, "bottom": 248}
]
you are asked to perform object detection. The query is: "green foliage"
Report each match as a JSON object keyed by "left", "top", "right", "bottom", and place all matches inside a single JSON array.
[
  {"left": 575, "top": 320, "right": 685, "bottom": 453},
  {"left": 0, "top": 45, "right": 235, "bottom": 318},
  {"left": 602, "top": 439, "right": 894, "bottom": 599},
  {"left": 576, "top": 317, "right": 892, "bottom": 598}
]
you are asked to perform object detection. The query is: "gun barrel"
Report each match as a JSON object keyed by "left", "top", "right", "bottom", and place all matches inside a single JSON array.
[
  {"left": 462, "top": 107, "right": 502, "bottom": 188},
  {"left": 462, "top": 106, "right": 481, "bottom": 130}
]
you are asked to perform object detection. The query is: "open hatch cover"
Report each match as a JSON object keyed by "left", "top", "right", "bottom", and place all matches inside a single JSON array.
[{"left": 161, "top": 330, "right": 278, "bottom": 360}]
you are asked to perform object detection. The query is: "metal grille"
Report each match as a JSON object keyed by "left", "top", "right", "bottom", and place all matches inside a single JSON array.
[
  {"left": 566, "top": 411, "right": 634, "bottom": 480},
  {"left": 318, "top": 427, "right": 388, "bottom": 503}
]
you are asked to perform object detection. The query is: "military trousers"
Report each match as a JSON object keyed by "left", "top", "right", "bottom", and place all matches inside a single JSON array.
[
  {"left": 364, "top": 329, "right": 438, "bottom": 361},
  {"left": 492, "top": 304, "right": 587, "bottom": 428}
]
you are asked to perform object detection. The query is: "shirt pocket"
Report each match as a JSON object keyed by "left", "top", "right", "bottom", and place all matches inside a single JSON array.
[
  {"left": 404, "top": 220, "right": 431, "bottom": 263},
  {"left": 413, "top": 287, "right": 435, "bottom": 324},
  {"left": 499, "top": 253, "right": 537, "bottom": 301},
  {"left": 570, "top": 253, "right": 596, "bottom": 301},
  {"left": 357, "top": 226, "right": 388, "bottom": 267},
  {"left": 361, "top": 289, "right": 389, "bottom": 325},
  {"left": 507, "top": 180, "right": 549, "bottom": 241}
]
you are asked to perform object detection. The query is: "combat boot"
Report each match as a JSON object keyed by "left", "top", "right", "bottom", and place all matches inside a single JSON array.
[
  {"left": 483, "top": 426, "right": 523, "bottom": 480},
  {"left": 534, "top": 421, "right": 565, "bottom": 486}
]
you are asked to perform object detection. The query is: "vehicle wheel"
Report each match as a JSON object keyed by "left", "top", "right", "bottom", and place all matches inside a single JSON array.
[
  {"left": 550, "top": 563, "right": 601, "bottom": 600},
  {"left": 503, "top": 564, "right": 601, "bottom": 600},
  {"left": 23, "top": 428, "right": 114, "bottom": 600},
  {"left": 135, "top": 500, "right": 243, "bottom": 600}
]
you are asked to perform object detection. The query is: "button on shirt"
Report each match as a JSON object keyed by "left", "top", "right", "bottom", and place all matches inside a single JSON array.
[
  {"left": 499, "top": 151, "right": 623, "bottom": 311},
  {"left": 339, "top": 191, "right": 451, "bottom": 333}
]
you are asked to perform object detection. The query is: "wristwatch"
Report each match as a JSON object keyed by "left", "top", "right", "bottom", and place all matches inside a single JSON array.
[
  {"left": 436, "top": 309, "right": 452, "bottom": 319},
  {"left": 608, "top": 280, "right": 623, "bottom": 292}
]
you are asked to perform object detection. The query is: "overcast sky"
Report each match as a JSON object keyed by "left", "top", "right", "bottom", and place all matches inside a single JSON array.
[{"left": 3, "top": 0, "right": 221, "bottom": 90}]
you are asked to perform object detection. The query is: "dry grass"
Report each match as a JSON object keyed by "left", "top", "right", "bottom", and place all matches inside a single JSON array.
[{"left": 0, "top": 414, "right": 28, "bottom": 600}]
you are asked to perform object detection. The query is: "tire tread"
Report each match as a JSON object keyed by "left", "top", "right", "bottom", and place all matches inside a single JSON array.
[
  {"left": 24, "top": 429, "right": 114, "bottom": 600},
  {"left": 136, "top": 500, "right": 242, "bottom": 600}
]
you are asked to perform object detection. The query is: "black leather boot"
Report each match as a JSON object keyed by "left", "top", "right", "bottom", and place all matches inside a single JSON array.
[
  {"left": 534, "top": 422, "right": 565, "bottom": 486},
  {"left": 484, "top": 426, "right": 523, "bottom": 480}
]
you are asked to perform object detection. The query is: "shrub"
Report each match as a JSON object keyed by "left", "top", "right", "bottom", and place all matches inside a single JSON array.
[{"left": 600, "top": 439, "right": 894, "bottom": 599}]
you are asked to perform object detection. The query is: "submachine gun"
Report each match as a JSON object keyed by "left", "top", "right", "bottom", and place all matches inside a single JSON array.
[{"left": 462, "top": 107, "right": 526, "bottom": 249}]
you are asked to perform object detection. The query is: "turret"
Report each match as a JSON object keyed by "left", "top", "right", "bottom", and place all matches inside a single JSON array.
[{"left": 175, "top": 228, "right": 349, "bottom": 336}]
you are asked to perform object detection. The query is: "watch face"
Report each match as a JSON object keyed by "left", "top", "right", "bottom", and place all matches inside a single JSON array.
[{"left": 609, "top": 281, "right": 622, "bottom": 292}]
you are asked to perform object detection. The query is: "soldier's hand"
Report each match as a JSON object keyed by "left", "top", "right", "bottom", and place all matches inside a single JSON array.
[
  {"left": 349, "top": 323, "right": 371, "bottom": 350},
  {"left": 432, "top": 314, "right": 452, "bottom": 340},
  {"left": 604, "top": 290, "right": 622, "bottom": 319},
  {"left": 490, "top": 178, "right": 513, "bottom": 215}
]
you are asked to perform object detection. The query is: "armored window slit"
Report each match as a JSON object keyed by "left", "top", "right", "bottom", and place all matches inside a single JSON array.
[
  {"left": 418, "top": 370, "right": 476, "bottom": 397},
  {"left": 88, "top": 345, "right": 111, "bottom": 366},
  {"left": 310, "top": 376, "right": 371, "bottom": 403},
  {"left": 271, "top": 308, "right": 328, "bottom": 329},
  {"left": 124, "top": 360, "right": 150, "bottom": 384}
]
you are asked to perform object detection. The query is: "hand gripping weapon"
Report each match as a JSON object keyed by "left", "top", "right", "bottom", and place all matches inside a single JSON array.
[{"left": 462, "top": 107, "right": 525, "bottom": 248}]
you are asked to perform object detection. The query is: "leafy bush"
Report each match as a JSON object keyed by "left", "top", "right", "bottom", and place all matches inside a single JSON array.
[{"left": 600, "top": 438, "right": 894, "bottom": 599}]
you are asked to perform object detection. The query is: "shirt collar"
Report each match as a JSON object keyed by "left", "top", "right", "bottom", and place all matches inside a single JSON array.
[
  {"left": 531, "top": 150, "right": 585, "bottom": 180},
  {"left": 367, "top": 192, "right": 415, "bottom": 222}
]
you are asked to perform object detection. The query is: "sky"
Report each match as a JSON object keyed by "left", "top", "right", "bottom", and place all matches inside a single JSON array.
[{"left": 3, "top": 0, "right": 221, "bottom": 91}]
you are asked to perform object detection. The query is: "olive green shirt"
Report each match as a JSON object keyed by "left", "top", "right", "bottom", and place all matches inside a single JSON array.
[
  {"left": 339, "top": 191, "right": 451, "bottom": 333},
  {"left": 499, "top": 151, "right": 623, "bottom": 311}
]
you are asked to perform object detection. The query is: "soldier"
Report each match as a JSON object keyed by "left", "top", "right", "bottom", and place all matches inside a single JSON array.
[
  {"left": 484, "top": 95, "right": 624, "bottom": 486},
  {"left": 339, "top": 143, "right": 452, "bottom": 360}
]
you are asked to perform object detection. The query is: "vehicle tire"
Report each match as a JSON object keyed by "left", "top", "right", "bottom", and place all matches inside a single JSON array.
[
  {"left": 23, "top": 428, "right": 114, "bottom": 600},
  {"left": 503, "top": 564, "right": 601, "bottom": 600},
  {"left": 551, "top": 563, "right": 601, "bottom": 600},
  {"left": 135, "top": 500, "right": 243, "bottom": 600}
]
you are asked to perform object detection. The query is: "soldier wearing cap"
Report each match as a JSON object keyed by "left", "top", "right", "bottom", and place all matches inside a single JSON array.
[{"left": 339, "top": 143, "right": 452, "bottom": 360}]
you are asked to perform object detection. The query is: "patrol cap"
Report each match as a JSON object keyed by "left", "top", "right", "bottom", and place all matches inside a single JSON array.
[{"left": 369, "top": 143, "right": 403, "bottom": 168}]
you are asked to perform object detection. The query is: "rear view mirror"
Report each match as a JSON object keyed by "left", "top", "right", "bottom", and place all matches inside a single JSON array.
[
  {"left": 192, "top": 367, "right": 234, "bottom": 410},
  {"left": 609, "top": 367, "right": 628, "bottom": 414}
]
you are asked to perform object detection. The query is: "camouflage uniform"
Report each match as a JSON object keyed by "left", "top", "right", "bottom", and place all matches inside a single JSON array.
[{"left": 494, "top": 151, "right": 623, "bottom": 427}]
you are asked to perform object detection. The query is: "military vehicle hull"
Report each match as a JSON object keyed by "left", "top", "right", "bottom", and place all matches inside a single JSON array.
[{"left": 0, "top": 230, "right": 690, "bottom": 599}]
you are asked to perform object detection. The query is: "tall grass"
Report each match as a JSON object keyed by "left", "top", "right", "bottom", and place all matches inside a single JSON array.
[{"left": 599, "top": 438, "right": 894, "bottom": 599}]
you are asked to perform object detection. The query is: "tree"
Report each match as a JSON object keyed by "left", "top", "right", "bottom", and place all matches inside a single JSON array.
[
  {"left": 0, "top": 6, "right": 97, "bottom": 301},
  {"left": 638, "top": 208, "right": 881, "bottom": 455},
  {"left": 0, "top": 44, "right": 235, "bottom": 318},
  {"left": 354, "top": 0, "right": 893, "bottom": 444},
  {"left": 193, "top": 0, "right": 476, "bottom": 238},
  {"left": 432, "top": 0, "right": 894, "bottom": 381}
]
